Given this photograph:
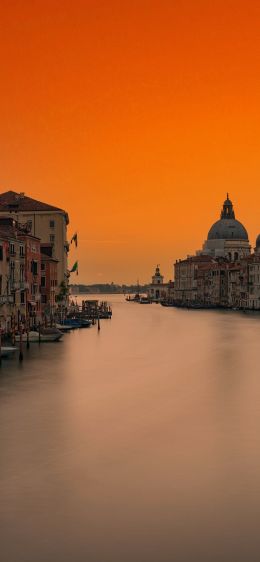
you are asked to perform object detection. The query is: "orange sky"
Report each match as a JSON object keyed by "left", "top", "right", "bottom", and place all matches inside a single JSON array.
[{"left": 0, "top": 0, "right": 260, "bottom": 283}]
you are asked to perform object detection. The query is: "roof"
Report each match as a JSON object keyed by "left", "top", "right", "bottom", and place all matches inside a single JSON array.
[
  {"left": 0, "top": 191, "right": 67, "bottom": 214},
  {"left": 207, "top": 195, "right": 248, "bottom": 241},
  {"left": 0, "top": 221, "right": 40, "bottom": 241},
  {"left": 207, "top": 219, "right": 248, "bottom": 241}
]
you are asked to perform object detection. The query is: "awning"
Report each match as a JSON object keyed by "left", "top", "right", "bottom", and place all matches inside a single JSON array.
[{"left": 28, "top": 301, "right": 37, "bottom": 306}]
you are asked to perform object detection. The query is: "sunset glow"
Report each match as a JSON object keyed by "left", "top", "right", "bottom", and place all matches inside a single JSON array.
[{"left": 1, "top": 0, "right": 259, "bottom": 282}]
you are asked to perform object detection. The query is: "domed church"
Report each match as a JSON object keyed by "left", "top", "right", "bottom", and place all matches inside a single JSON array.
[{"left": 201, "top": 194, "right": 251, "bottom": 260}]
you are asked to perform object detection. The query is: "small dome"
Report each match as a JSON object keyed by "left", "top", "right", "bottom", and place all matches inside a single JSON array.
[{"left": 207, "top": 219, "right": 248, "bottom": 241}]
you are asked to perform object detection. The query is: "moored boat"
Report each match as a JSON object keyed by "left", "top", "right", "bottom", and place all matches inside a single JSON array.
[
  {"left": 15, "top": 329, "right": 63, "bottom": 342},
  {"left": 1, "top": 346, "right": 17, "bottom": 358},
  {"left": 56, "top": 323, "right": 73, "bottom": 332}
]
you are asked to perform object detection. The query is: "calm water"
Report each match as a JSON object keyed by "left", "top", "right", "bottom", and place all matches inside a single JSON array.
[{"left": 1, "top": 295, "right": 260, "bottom": 562}]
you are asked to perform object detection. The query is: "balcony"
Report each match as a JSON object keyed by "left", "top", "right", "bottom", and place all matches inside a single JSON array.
[
  {"left": 20, "top": 281, "right": 29, "bottom": 290},
  {"left": 0, "top": 295, "right": 15, "bottom": 305}
]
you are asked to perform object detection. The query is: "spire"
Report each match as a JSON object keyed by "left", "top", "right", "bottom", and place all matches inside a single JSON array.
[{"left": 221, "top": 194, "right": 235, "bottom": 219}]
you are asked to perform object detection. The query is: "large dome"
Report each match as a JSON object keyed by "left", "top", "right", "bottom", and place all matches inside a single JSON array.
[
  {"left": 208, "top": 219, "right": 248, "bottom": 240},
  {"left": 207, "top": 195, "right": 248, "bottom": 241}
]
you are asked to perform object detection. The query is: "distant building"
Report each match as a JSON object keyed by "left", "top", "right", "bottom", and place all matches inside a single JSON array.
[
  {"left": 200, "top": 194, "right": 251, "bottom": 260},
  {"left": 0, "top": 191, "right": 69, "bottom": 290},
  {"left": 174, "top": 195, "right": 260, "bottom": 310},
  {"left": 147, "top": 265, "right": 170, "bottom": 302}
]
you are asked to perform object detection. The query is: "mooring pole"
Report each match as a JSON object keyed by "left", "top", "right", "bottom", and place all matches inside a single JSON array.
[
  {"left": 26, "top": 318, "right": 30, "bottom": 350},
  {"left": 0, "top": 328, "right": 2, "bottom": 366},
  {"left": 19, "top": 324, "right": 23, "bottom": 362}
]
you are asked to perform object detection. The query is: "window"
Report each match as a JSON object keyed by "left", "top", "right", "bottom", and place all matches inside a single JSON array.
[
  {"left": 20, "top": 245, "right": 25, "bottom": 257},
  {"left": 50, "top": 234, "right": 55, "bottom": 243},
  {"left": 49, "top": 220, "right": 55, "bottom": 228},
  {"left": 0, "top": 246, "right": 3, "bottom": 261},
  {"left": 41, "top": 294, "right": 47, "bottom": 304},
  {"left": 10, "top": 243, "right": 15, "bottom": 256},
  {"left": 20, "top": 291, "right": 25, "bottom": 304},
  {"left": 31, "top": 261, "right": 38, "bottom": 275},
  {"left": 20, "top": 265, "right": 25, "bottom": 282},
  {"left": 41, "top": 276, "right": 46, "bottom": 288},
  {"left": 10, "top": 261, "right": 15, "bottom": 282},
  {"left": 41, "top": 263, "right": 45, "bottom": 271}
]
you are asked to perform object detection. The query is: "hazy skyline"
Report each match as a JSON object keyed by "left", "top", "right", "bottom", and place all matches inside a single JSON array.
[{"left": 1, "top": 0, "right": 260, "bottom": 283}]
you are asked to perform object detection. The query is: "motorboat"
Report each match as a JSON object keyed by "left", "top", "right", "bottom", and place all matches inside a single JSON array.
[
  {"left": 62, "top": 318, "right": 82, "bottom": 329},
  {"left": 63, "top": 318, "right": 92, "bottom": 328},
  {"left": 1, "top": 346, "right": 17, "bottom": 358},
  {"left": 139, "top": 297, "right": 151, "bottom": 304},
  {"left": 15, "top": 329, "right": 63, "bottom": 342},
  {"left": 56, "top": 323, "right": 73, "bottom": 332},
  {"left": 79, "top": 318, "right": 92, "bottom": 328}
]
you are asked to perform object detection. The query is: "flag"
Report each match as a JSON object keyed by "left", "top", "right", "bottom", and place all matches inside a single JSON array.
[
  {"left": 70, "top": 261, "right": 78, "bottom": 275},
  {"left": 70, "top": 232, "right": 78, "bottom": 247}
]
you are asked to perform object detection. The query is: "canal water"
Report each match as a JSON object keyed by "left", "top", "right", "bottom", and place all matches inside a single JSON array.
[{"left": 1, "top": 295, "right": 260, "bottom": 562}]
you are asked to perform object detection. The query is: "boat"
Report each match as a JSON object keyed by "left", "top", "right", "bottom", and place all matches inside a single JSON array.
[
  {"left": 1, "top": 346, "right": 17, "bottom": 358},
  {"left": 79, "top": 318, "right": 92, "bottom": 328},
  {"left": 62, "top": 318, "right": 82, "bottom": 329},
  {"left": 15, "top": 329, "right": 63, "bottom": 342},
  {"left": 56, "top": 323, "right": 73, "bottom": 332},
  {"left": 139, "top": 297, "right": 151, "bottom": 304},
  {"left": 63, "top": 318, "right": 91, "bottom": 328},
  {"left": 126, "top": 293, "right": 141, "bottom": 302}
]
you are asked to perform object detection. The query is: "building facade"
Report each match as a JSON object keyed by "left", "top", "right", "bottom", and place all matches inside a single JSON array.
[
  {"left": 173, "top": 196, "right": 260, "bottom": 310},
  {"left": 40, "top": 244, "right": 58, "bottom": 320},
  {"left": 147, "top": 265, "right": 169, "bottom": 301},
  {"left": 0, "top": 191, "right": 69, "bottom": 291}
]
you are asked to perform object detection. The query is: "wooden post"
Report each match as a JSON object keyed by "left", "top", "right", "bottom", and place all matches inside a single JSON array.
[
  {"left": 38, "top": 322, "right": 41, "bottom": 344},
  {"left": 11, "top": 314, "right": 15, "bottom": 346},
  {"left": 19, "top": 324, "right": 23, "bottom": 362},
  {"left": 26, "top": 319, "right": 30, "bottom": 349},
  {"left": 97, "top": 313, "right": 100, "bottom": 331},
  {"left": 0, "top": 327, "right": 2, "bottom": 366}
]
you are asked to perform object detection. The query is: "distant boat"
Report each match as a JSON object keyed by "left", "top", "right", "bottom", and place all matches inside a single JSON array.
[
  {"left": 139, "top": 297, "right": 151, "bottom": 304},
  {"left": 126, "top": 293, "right": 141, "bottom": 302}
]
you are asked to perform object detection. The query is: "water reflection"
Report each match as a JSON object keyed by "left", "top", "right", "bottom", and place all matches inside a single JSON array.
[{"left": 1, "top": 296, "right": 260, "bottom": 561}]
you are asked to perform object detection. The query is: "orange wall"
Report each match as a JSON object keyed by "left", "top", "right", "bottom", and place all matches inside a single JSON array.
[{"left": 0, "top": 0, "right": 259, "bottom": 283}]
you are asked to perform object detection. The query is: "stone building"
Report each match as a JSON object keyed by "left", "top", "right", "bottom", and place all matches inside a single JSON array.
[
  {"left": 0, "top": 191, "right": 69, "bottom": 289},
  {"left": 174, "top": 255, "right": 214, "bottom": 304},
  {"left": 201, "top": 194, "right": 251, "bottom": 260},
  {"left": 0, "top": 217, "right": 42, "bottom": 327},
  {"left": 40, "top": 244, "right": 58, "bottom": 320},
  {"left": 147, "top": 265, "right": 169, "bottom": 301},
  {"left": 173, "top": 195, "right": 260, "bottom": 310}
]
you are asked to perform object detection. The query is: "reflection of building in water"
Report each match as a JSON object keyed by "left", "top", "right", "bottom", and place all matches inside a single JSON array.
[{"left": 174, "top": 195, "right": 260, "bottom": 310}]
